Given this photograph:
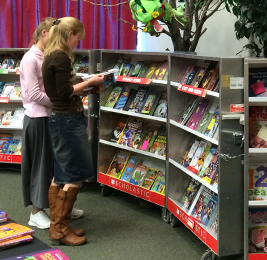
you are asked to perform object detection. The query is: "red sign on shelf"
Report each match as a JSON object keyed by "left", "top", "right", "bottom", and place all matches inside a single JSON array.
[
  {"left": 249, "top": 254, "right": 267, "bottom": 260},
  {"left": 177, "top": 83, "right": 207, "bottom": 97},
  {"left": 230, "top": 104, "right": 244, "bottom": 113},
  {"left": 0, "top": 154, "right": 21, "bottom": 163},
  {"left": 12, "top": 155, "right": 21, "bottom": 163},
  {"left": 0, "top": 97, "right": 10, "bottom": 103},
  {"left": 115, "top": 76, "right": 152, "bottom": 85},
  {"left": 168, "top": 198, "right": 217, "bottom": 254}
]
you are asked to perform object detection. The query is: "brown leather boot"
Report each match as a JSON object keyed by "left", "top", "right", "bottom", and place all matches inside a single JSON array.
[
  {"left": 50, "top": 187, "right": 87, "bottom": 246},
  {"left": 48, "top": 185, "right": 84, "bottom": 237}
]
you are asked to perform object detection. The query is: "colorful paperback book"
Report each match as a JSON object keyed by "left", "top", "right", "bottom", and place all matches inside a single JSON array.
[
  {"left": 196, "top": 111, "right": 213, "bottom": 134},
  {"left": 114, "top": 87, "right": 131, "bottom": 110},
  {"left": 249, "top": 68, "right": 267, "bottom": 97},
  {"left": 153, "top": 93, "right": 167, "bottom": 118},
  {"left": 181, "top": 140, "right": 199, "bottom": 168},
  {"left": 203, "top": 106, "right": 219, "bottom": 138},
  {"left": 198, "top": 147, "right": 218, "bottom": 178},
  {"left": 140, "top": 123, "right": 161, "bottom": 151},
  {"left": 130, "top": 61, "right": 144, "bottom": 77},
  {"left": 210, "top": 211, "right": 218, "bottom": 235},
  {"left": 14, "top": 140, "right": 22, "bottom": 155},
  {"left": 141, "top": 168, "right": 158, "bottom": 189},
  {"left": 250, "top": 165, "right": 267, "bottom": 201},
  {"left": 120, "top": 63, "right": 133, "bottom": 76},
  {"left": 191, "top": 61, "right": 212, "bottom": 88},
  {"left": 9, "top": 82, "right": 21, "bottom": 99},
  {"left": 0, "top": 210, "right": 7, "bottom": 218},
  {"left": 200, "top": 192, "right": 217, "bottom": 226},
  {"left": 120, "top": 156, "right": 137, "bottom": 182},
  {"left": 182, "top": 178, "right": 201, "bottom": 209},
  {"left": 151, "top": 62, "right": 163, "bottom": 79},
  {"left": 106, "top": 151, "right": 131, "bottom": 178},
  {"left": 186, "top": 98, "right": 210, "bottom": 130},
  {"left": 178, "top": 97, "right": 199, "bottom": 125},
  {"left": 0, "top": 217, "right": 8, "bottom": 223},
  {"left": 4, "top": 248, "right": 70, "bottom": 260},
  {"left": 7, "top": 139, "right": 20, "bottom": 154},
  {"left": 0, "top": 223, "right": 34, "bottom": 243},
  {"left": 104, "top": 86, "right": 123, "bottom": 108},
  {"left": 0, "top": 235, "right": 33, "bottom": 250},
  {"left": 11, "top": 108, "right": 25, "bottom": 127},
  {"left": 113, "top": 58, "right": 124, "bottom": 76},
  {"left": 202, "top": 155, "right": 219, "bottom": 184},
  {"left": 205, "top": 67, "right": 219, "bottom": 91},
  {"left": 129, "top": 121, "right": 145, "bottom": 149},
  {"left": 76, "top": 56, "right": 89, "bottom": 73},
  {"left": 129, "top": 164, "right": 148, "bottom": 186},
  {"left": 141, "top": 92, "right": 157, "bottom": 114},
  {"left": 110, "top": 116, "right": 128, "bottom": 142},
  {"left": 149, "top": 126, "right": 166, "bottom": 156},
  {"left": 137, "top": 62, "right": 151, "bottom": 78},
  {"left": 145, "top": 62, "right": 158, "bottom": 79},
  {"left": 162, "top": 69, "right": 168, "bottom": 81},
  {"left": 0, "top": 133, "right": 12, "bottom": 154},
  {"left": 151, "top": 171, "right": 165, "bottom": 194},
  {"left": 1, "top": 84, "right": 14, "bottom": 97},
  {"left": 128, "top": 87, "right": 149, "bottom": 113},
  {"left": 156, "top": 62, "right": 168, "bottom": 80},
  {"left": 117, "top": 118, "right": 143, "bottom": 147},
  {"left": 1, "top": 110, "right": 15, "bottom": 126}
]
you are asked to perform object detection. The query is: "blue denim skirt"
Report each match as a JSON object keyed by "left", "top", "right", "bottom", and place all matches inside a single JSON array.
[{"left": 49, "top": 112, "right": 93, "bottom": 184}]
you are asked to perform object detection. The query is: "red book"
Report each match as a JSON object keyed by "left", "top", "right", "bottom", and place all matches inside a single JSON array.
[{"left": 251, "top": 81, "right": 266, "bottom": 96}]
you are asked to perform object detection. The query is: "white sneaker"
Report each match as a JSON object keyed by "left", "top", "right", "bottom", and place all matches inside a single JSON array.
[
  {"left": 28, "top": 210, "right": 50, "bottom": 229},
  {"left": 71, "top": 208, "right": 84, "bottom": 219}
]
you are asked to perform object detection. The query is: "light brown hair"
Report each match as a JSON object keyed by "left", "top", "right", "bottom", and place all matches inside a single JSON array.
[{"left": 32, "top": 17, "right": 56, "bottom": 44}]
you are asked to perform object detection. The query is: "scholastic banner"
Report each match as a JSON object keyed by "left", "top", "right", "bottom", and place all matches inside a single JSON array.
[
  {"left": 115, "top": 76, "right": 152, "bottom": 85},
  {"left": 168, "top": 198, "right": 217, "bottom": 254},
  {"left": 0, "top": 154, "right": 12, "bottom": 163},
  {"left": 177, "top": 83, "right": 207, "bottom": 97}
]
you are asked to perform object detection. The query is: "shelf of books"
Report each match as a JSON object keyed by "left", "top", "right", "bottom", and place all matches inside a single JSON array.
[
  {"left": 97, "top": 50, "right": 168, "bottom": 206},
  {"left": 244, "top": 58, "right": 267, "bottom": 260},
  {"left": 167, "top": 54, "right": 244, "bottom": 258}
]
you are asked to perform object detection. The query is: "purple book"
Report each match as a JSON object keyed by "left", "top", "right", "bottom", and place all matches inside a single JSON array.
[{"left": 186, "top": 98, "right": 210, "bottom": 130}]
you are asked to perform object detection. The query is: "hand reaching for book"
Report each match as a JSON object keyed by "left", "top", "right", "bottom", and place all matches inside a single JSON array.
[{"left": 88, "top": 74, "right": 104, "bottom": 86}]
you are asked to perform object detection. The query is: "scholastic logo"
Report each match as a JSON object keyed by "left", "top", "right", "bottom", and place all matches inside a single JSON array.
[
  {"left": 195, "top": 222, "right": 206, "bottom": 242},
  {"left": 0, "top": 154, "right": 11, "bottom": 162}
]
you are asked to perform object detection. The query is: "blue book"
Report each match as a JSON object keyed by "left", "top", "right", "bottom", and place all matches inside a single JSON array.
[
  {"left": 120, "top": 156, "right": 137, "bottom": 182},
  {"left": 115, "top": 87, "right": 131, "bottom": 110}
]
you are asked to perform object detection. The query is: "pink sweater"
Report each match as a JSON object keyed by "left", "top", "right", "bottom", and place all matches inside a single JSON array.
[{"left": 20, "top": 45, "right": 52, "bottom": 118}]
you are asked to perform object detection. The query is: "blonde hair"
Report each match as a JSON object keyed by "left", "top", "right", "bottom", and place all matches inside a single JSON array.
[
  {"left": 44, "top": 17, "right": 85, "bottom": 60},
  {"left": 32, "top": 17, "right": 55, "bottom": 45}
]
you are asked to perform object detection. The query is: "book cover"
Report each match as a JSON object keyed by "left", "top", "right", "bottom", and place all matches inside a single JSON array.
[
  {"left": 9, "top": 82, "right": 21, "bottom": 99},
  {"left": 0, "top": 210, "right": 7, "bottom": 218},
  {"left": 249, "top": 68, "right": 267, "bottom": 97},
  {"left": 130, "top": 61, "right": 144, "bottom": 77},
  {"left": 200, "top": 192, "right": 217, "bottom": 226},
  {"left": 129, "top": 164, "right": 148, "bottom": 186},
  {"left": 249, "top": 106, "right": 267, "bottom": 148},
  {"left": 156, "top": 62, "right": 168, "bottom": 80},
  {"left": 191, "top": 61, "right": 212, "bottom": 88},
  {"left": 186, "top": 98, "right": 210, "bottom": 130},
  {"left": 117, "top": 118, "right": 143, "bottom": 147},
  {"left": 72, "top": 54, "right": 83, "bottom": 72},
  {"left": 141, "top": 168, "right": 158, "bottom": 189},
  {"left": 0, "top": 217, "right": 8, "bottom": 223},
  {"left": 110, "top": 116, "right": 128, "bottom": 142},
  {"left": 198, "top": 147, "right": 218, "bottom": 178},
  {"left": 210, "top": 211, "right": 218, "bottom": 235},
  {"left": 0, "top": 223, "right": 34, "bottom": 243},
  {"left": 123, "top": 89, "right": 137, "bottom": 111},
  {"left": 14, "top": 140, "right": 22, "bottom": 155},
  {"left": 248, "top": 208, "right": 267, "bottom": 253},
  {"left": 250, "top": 165, "right": 267, "bottom": 201},
  {"left": 205, "top": 66, "right": 219, "bottom": 91},
  {"left": 120, "top": 156, "right": 137, "bottom": 182},
  {"left": 113, "top": 58, "right": 124, "bottom": 76},
  {"left": 82, "top": 96, "right": 88, "bottom": 106},
  {"left": 162, "top": 69, "right": 168, "bottom": 81},
  {"left": 140, "top": 123, "right": 161, "bottom": 151},
  {"left": 104, "top": 86, "right": 123, "bottom": 108},
  {"left": 181, "top": 140, "right": 199, "bottom": 168},
  {"left": 76, "top": 56, "right": 89, "bottom": 73},
  {"left": 114, "top": 87, "right": 131, "bottom": 110},
  {"left": 128, "top": 87, "right": 149, "bottom": 113},
  {"left": 178, "top": 97, "right": 199, "bottom": 125},
  {"left": 7, "top": 139, "right": 20, "bottom": 154},
  {"left": 180, "top": 65, "right": 194, "bottom": 84},
  {"left": 120, "top": 63, "right": 133, "bottom": 76},
  {"left": 0, "top": 134, "right": 12, "bottom": 154},
  {"left": 153, "top": 93, "right": 167, "bottom": 118},
  {"left": 151, "top": 171, "right": 165, "bottom": 194},
  {"left": 182, "top": 178, "right": 201, "bottom": 209},
  {"left": 149, "top": 126, "right": 166, "bottom": 156},
  {"left": 202, "top": 155, "right": 219, "bottom": 184},
  {"left": 10, "top": 108, "right": 25, "bottom": 127},
  {"left": 1, "top": 55, "right": 16, "bottom": 69},
  {"left": 141, "top": 92, "right": 157, "bottom": 114},
  {"left": 186, "top": 66, "right": 201, "bottom": 85},
  {"left": 1, "top": 84, "right": 14, "bottom": 97},
  {"left": 129, "top": 121, "right": 145, "bottom": 149},
  {"left": 196, "top": 112, "right": 213, "bottom": 134},
  {"left": 0, "top": 82, "right": 6, "bottom": 95},
  {"left": 151, "top": 62, "right": 163, "bottom": 79},
  {"left": 1, "top": 110, "right": 15, "bottom": 126},
  {"left": 0, "top": 235, "right": 33, "bottom": 251},
  {"left": 106, "top": 151, "right": 131, "bottom": 178},
  {"left": 145, "top": 62, "right": 158, "bottom": 79},
  {"left": 137, "top": 62, "right": 151, "bottom": 78},
  {"left": 203, "top": 106, "right": 219, "bottom": 138}
]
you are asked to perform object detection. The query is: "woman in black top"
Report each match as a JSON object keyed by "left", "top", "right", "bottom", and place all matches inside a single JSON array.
[{"left": 42, "top": 17, "right": 104, "bottom": 246}]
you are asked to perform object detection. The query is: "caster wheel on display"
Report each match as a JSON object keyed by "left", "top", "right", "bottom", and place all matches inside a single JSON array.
[
  {"left": 200, "top": 250, "right": 216, "bottom": 260},
  {"left": 162, "top": 208, "right": 170, "bottom": 223},
  {"left": 170, "top": 213, "right": 180, "bottom": 228},
  {"left": 101, "top": 186, "right": 113, "bottom": 197}
]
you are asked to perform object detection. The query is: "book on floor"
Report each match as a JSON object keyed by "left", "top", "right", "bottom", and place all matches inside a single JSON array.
[
  {"left": 0, "top": 235, "right": 33, "bottom": 251},
  {"left": 0, "top": 217, "right": 8, "bottom": 223},
  {"left": 0, "top": 210, "right": 7, "bottom": 218}
]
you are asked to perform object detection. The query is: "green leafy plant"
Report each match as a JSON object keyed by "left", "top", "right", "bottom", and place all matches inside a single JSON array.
[{"left": 225, "top": 0, "right": 267, "bottom": 57}]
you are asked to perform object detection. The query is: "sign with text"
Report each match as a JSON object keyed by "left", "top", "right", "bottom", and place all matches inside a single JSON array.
[
  {"left": 230, "top": 104, "right": 244, "bottom": 113},
  {"left": 115, "top": 76, "right": 152, "bottom": 85},
  {"left": 177, "top": 83, "right": 207, "bottom": 97}
]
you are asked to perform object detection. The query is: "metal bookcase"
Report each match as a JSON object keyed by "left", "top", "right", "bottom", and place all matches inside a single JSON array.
[
  {"left": 244, "top": 58, "right": 267, "bottom": 260},
  {"left": 97, "top": 50, "right": 169, "bottom": 205},
  {"left": 166, "top": 53, "right": 244, "bottom": 259}
]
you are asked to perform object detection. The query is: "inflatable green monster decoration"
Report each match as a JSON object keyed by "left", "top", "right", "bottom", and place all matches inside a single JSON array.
[{"left": 130, "top": 0, "right": 187, "bottom": 36}]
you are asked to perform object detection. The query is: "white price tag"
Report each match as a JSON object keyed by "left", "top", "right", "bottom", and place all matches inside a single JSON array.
[{"left": 230, "top": 77, "right": 244, "bottom": 89}]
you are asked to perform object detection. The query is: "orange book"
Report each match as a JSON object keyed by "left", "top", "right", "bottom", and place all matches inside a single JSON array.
[
  {"left": 0, "top": 223, "right": 34, "bottom": 243},
  {"left": 0, "top": 234, "right": 33, "bottom": 250}
]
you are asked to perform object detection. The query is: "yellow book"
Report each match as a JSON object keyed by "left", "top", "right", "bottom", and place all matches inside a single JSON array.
[{"left": 145, "top": 62, "right": 158, "bottom": 79}]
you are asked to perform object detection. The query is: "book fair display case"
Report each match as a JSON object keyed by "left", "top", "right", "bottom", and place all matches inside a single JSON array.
[
  {"left": 244, "top": 58, "right": 267, "bottom": 260},
  {"left": 98, "top": 50, "right": 245, "bottom": 260}
]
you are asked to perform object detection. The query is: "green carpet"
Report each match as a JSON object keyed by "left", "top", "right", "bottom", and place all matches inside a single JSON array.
[{"left": 0, "top": 169, "right": 239, "bottom": 260}]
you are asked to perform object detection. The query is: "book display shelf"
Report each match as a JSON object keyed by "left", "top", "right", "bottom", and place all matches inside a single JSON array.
[
  {"left": 98, "top": 50, "right": 168, "bottom": 206},
  {"left": 244, "top": 58, "right": 267, "bottom": 260}
]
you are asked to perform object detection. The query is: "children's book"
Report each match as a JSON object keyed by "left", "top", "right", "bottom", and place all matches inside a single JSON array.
[
  {"left": 106, "top": 151, "right": 131, "bottom": 178},
  {"left": 72, "top": 54, "right": 83, "bottom": 72},
  {"left": 178, "top": 97, "right": 199, "bottom": 125},
  {"left": 180, "top": 65, "right": 193, "bottom": 84},
  {"left": 1, "top": 84, "right": 14, "bottom": 97},
  {"left": 137, "top": 62, "right": 151, "bottom": 78},
  {"left": 129, "top": 121, "right": 145, "bottom": 149},
  {"left": 249, "top": 68, "right": 267, "bottom": 97},
  {"left": 0, "top": 223, "right": 34, "bottom": 243},
  {"left": 128, "top": 87, "right": 150, "bottom": 113},
  {"left": 110, "top": 116, "right": 128, "bottom": 142},
  {"left": 104, "top": 86, "right": 123, "bottom": 108},
  {"left": 196, "top": 112, "right": 213, "bottom": 134},
  {"left": 0, "top": 217, "right": 8, "bottom": 223},
  {"left": 113, "top": 58, "right": 125, "bottom": 76},
  {"left": 162, "top": 69, "right": 168, "bottom": 81},
  {"left": 141, "top": 92, "right": 157, "bottom": 114},
  {"left": 151, "top": 62, "right": 163, "bottom": 80},
  {"left": 141, "top": 168, "right": 158, "bottom": 189},
  {"left": 14, "top": 140, "right": 22, "bottom": 155},
  {"left": 130, "top": 61, "right": 144, "bottom": 77},
  {"left": 249, "top": 165, "right": 267, "bottom": 201},
  {"left": 186, "top": 98, "right": 210, "bottom": 130},
  {"left": 10, "top": 108, "right": 25, "bottom": 127},
  {"left": 120, "top": 156, "right": 137, "bottom": 182},
  {"left": 191, "top": 61, "right": 212, "bottom": 88},
  {"left": 149, "top": 126, "right": 166, "bottom": 156},
  {"left": 129, "top": 164, "right": 148, "bottom": 186},
  {"left": 202, "top": 155, "right": 219, "bottom": 184},
  {"left": 248, "top": 208, "right": 267, "bottom": 253},
  {"left": 198, "top": 147, "right": 218, "bottom": 178},
  {"left": 156, "top": 62, "right": 168, "bottom": 80},
  {"left": 114, "top": 87, "right": 131, "bottom": 110},
  {"left": 82, "top": 96, "right": 88, "bottom": 106},
  {"left": 1, "top": 110, "right": 15, "bottom": 126},
  {"left": 76, "top": 56, "right": 89, "bottom": 73},
  {"left": 0, "top": 82, "right": 6, "bottom": 95},
  {"left": 200, "top": 192, "right": 217, "bottom": 226},
  {"left": 122, "top": 89, "right": 137, "bottom": 111},
  {"left": 9, "top": 82, "right": 21, "bottom": 99},
  {"left": 151, "top": 171, "right": 165, "bottom": 194},
  {"left": 120, "top": 63, "right": 133, "bottom": 76},
  {"left": 145, "top": 62, "right": 158, "bottom": 79},
  {"left": 153, "top": 93, "right": 167, "bottom": 118},
  {"left": 210, "top": 211, "right": 218, "bottom": 235},
  {"left": 140, "top": 123, "right": 161, "bottom": 151},
  {"left": 4, "top": 248, "right": 70, "bottom": 260},
  {"left": 0, "top": 133, "right": 12, "bottom": 154},
  {"left": 203, "top": 106, "right": 219, "bottom": 138},
  {"left": 181, "top": 140, "right": 199, "bottom": 168},
  {"left": 7, "top": 139, "right": 20, "bottom": 154},
  {"left": 0, "top": 210, "right": 7, "bottom": 218},
  {"left": 205, "top": 67, "right": 219, "bottom": 91},
  {"left": 182, "top": 178, "right": 201, "bottom": 209},
  {"left": 0, "top": 235, "right": 33, "bottom": 250},
  {"left": 117, "top": 118, "right": 143, "bottom": 147}
]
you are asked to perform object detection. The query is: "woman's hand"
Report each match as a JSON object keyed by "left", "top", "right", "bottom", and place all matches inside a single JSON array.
[{"left": 88, "top": 75, "right": 104, "bottom": 86}]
